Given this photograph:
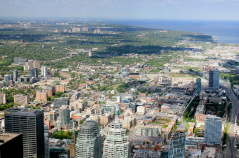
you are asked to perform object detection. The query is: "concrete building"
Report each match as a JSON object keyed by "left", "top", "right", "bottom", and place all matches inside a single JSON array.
[
  {"left": 76, "top": 121, "right": 102, "bottom": 158},
  {"left": 14, "top": 94, "right": 29, "bottom": 105},
  {"left": 13, "top": 69, "right": 18, "bottom": 82},
  {"left": 0, "top": 133, "right": 23, "bottom": 158},
  {"left": 137, "top": 106, "right": 146, "bottom": 115},
  {"left": 204, "top": 116, "right": 222, "bottom": 144},
  {"left": 24, "top": 60, "right": 40, "bottom": 71},
  {"left": 70, "top": 99, "right": 87, "bottom": 112},
  {"left": 103, "top": 109, "right": 130, "bottom": 158},
  {"left": 4, "top": 74, "right": 11, "bottom": 84},
  {"left": 0, "top": 92, "right": 7, "bottom": 105},
  {"left": 133, "top": 149, "right": 161, "bottom": 158},
  {"left": 56, "top": 105, "right": 70, "bottom": 129},
  {"left": 209, "top": 68, "right": 220, "bottom": 89},
  {"left": 168, "top": 131, "right": 186, "bottom": 158},
  {"left": 41, "top": 66, "right": 48, "bottom": 77},
  {"left": 53, "top": 97, "right": 69, "bottom": 108},
  {"left": 4, "top": 108, "right": 45, "bottom": 158},
  {"left": 196, "top": 78, "right": 201, "bottom": 94},
  {"left": 14, "top": 57, "right": 28, "bottom": 65},
  {"left": 30, "top": 68, "right": 38, "bottom": 80},
  {"left": 36, "top": 91, "right": 48, "bottom": 102},
  {"left": 135, "top": 124, "right": 161, "bottom": 137}
]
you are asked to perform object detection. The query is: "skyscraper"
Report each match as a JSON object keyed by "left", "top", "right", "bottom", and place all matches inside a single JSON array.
[
  {"left": 196, "top": 78, "right": 201, "bottom": 94},
  {"left": 4, "top": 108, "right": 45, "bottom": 158},
  {"left": 103, "top": 108, "right": 130, "bottom": 158},
  {"left": 44, "top": 125, "right": 50, "bottom": 158},
  {"left": 209, "top": 68, "right": 220, "bottom": 89},
  {"left": 30, "top": 68, "right": 38, "bottom": 80},
  {"left": 76, "top": 120, "right": 102, "bottom": 158},
  {"left": 41, "top": 66, "right": 48, "bottom": 78},
  {"left": 204, "top": 116, "right": 222, "bottom": 144},
  {"left": 168, "top": 131, "right": 186, "bottom": 158},
  {"left": 56, "top": 105, "right": 70, "bottom": 129},
  {"left": 13, "top": 69, "right": 18, "bottom": 82}
]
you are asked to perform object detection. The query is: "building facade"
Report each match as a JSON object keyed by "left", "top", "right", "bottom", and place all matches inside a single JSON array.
[
  {"left": 204, "top": 116, "right": 222, "bottom": 144},
  {"left": 196, "top": 78, "right": 201, "bottom": 94},
  {"left": 53, "top": 97, "right": 69, "bottom": 108},
  {"left": 209, "top": 68, "right": 220, "bottom": 89},
  {"left": 0, "top": 92, "right": 7, "bottom": 105},
  {"left": 36, "top": 91, "right": 48, "bottom": 102},
  {"left": 30, "top": 68, "right": 38, "bottom": 80},
  {"left": 103, "top": 109, "right": 130, "bottom": 158},
  {"left": 41, "top": 66, "right": 48, "bottom": 77},
  {"left": 76, "top": 121, "right": 102, "bottom": 158},
  {"left": 13, "top": 69, "right": 18, "bottom": 82},
  {"left": 14, "top": 94, "right": 29, "bottom": 105},
  {"left": 4, "top": 108, "right": 45, "bottom": 158},
  {"left": 56, "top": 105, "right": 71, "bottom": 129},
  {"left": 168, "top": 131, "right": 186, "bottom": 158}
]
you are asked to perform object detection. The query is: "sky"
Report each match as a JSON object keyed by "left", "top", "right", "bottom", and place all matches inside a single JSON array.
[{"left": 0, "top": 0, "right": 239, "bottom": 20}]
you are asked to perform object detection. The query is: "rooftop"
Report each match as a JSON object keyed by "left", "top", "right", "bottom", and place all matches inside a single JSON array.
[{"left": 0, "top": 133, "right": 22, "bottom": 146}]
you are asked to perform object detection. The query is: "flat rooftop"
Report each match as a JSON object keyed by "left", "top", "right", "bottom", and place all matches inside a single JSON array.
[{"left": 0, "top": 133, "right": 21, "bottom": 146}]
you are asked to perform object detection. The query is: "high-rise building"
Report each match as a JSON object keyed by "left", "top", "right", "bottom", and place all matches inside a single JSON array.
[
  {"left": 209, "top": 68, "right": 220, "bottom": 89},
  {"left": 204, "top": 116, "right": 222, "bottom": 144},
  {"left": 13, "top": 69, "right": 18, "bottom": 82},
  {"left": 41, "top": 66, "right": 48, "bottom": 78},
  {"left": 0, "top": 133, "right": 23, "bottom": 158},
  {"left": 4, "top": 74, "right": 11, "bottom": 84},
  {"left": 76, "top": 120, "right": 102, "bottom": 158},
  {"left": 4, "top": 108, "right": 45, "bottom": 158},
  {"left": 44, "top": 125, "right": 50, "bottom": 158},
  {"left": 14, "top": 94, "right": 29, "bottom": 105},
  {"left": 0, "top": 92, "right": 7, "bottom": 105},
  {"left": 30, "top": 68, "right": 38, "bottom": 80},
  {"left": 56, "top": 105, "right": 70, "bottom": 128},
  {"left": 168, "top": 131, "right": 186, "bottom": 158},
  {"left": 103, "top": 108, "right": 130, "bottom": 158},
  {"left": 196, "top": 78, "right": 201, "bottom": 94}
]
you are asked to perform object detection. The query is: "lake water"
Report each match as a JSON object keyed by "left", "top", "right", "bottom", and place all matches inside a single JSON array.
[{"left": 103, "top": 20, "right": 239, "bottom": 44}]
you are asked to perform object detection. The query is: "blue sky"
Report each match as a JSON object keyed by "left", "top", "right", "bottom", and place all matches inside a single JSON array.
[{"left": 0, "top": 0, "right": 239, "bottom": 20}]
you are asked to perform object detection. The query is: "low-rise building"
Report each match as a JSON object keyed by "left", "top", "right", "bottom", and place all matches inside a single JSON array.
[{"left": 14, "top": 94, "right": 29, "bottom": 105}]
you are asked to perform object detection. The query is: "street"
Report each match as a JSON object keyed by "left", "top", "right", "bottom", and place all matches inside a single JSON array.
[{"left": 221, "top": 82, "right": 239, "bottom": 158}]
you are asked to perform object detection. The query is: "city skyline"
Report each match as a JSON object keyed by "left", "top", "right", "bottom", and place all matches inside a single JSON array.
[{"left": 0, "top": 0, "right": 239, "bottom": 20}]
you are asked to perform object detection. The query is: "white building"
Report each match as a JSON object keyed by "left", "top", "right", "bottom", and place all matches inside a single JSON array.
[{"left": 41, "top": 66, "right": 48, "bottom": 77}]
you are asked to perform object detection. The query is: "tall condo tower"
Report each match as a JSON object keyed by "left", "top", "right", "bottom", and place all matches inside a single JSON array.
[
  {"left": 204, "top": 116, "right": 222, "bottom": 144},
  {"left": 76, "top": 120, "right": 102, "bottom": 158},
  {"left": 209, "top": 68, "right": 220, "bottom": 89},
  {"left": 103, "top": 108, "right": 130, "bottom": 158},
  {"left": 13, "top": 69, "right": 18, "bottom": 82},
  {"left": 41, "top": 66, "right": 48, "bottom": 78}
]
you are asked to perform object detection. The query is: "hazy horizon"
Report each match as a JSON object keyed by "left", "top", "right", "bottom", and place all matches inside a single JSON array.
[{"left": 0, "top": 0, "right": 239, "bottom": 21}]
